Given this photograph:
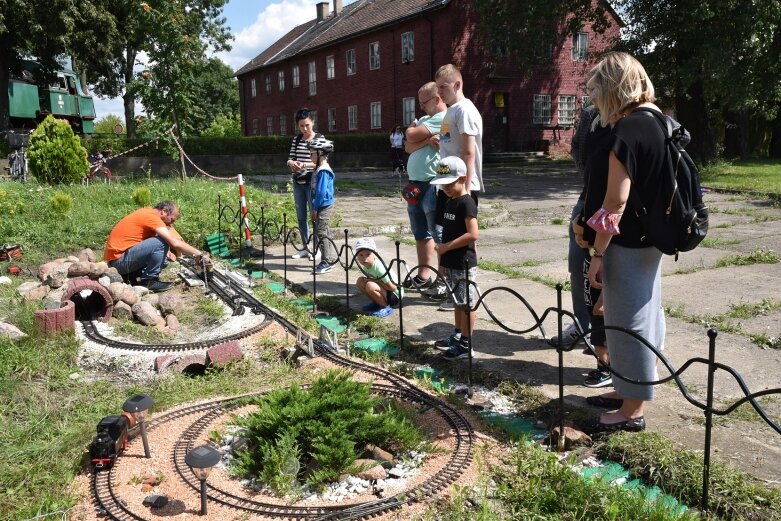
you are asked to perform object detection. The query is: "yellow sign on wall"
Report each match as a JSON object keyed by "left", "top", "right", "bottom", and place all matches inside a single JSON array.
[{"left": 494, "top": 93, "right": 505, "bottom": 108}]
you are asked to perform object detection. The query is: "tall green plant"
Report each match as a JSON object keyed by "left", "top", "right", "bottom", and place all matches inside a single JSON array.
[{"left": 27, "top": 116, "right": 90, "bottom": 184}]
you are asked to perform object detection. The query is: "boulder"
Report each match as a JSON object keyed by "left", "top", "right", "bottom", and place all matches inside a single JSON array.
[
  {"left": 38, "top": 259, "right": 65, "bottom": 281},
  {"left": 165, "top": 314, "right": 180, "bottom": 332},
  {"left": 105, "top": 267, "right": 124, "bottom": 284},
  {"left": 353, "top": 459, "right": 387, "bottom": 481},
  {"left": 206, "top": 340, "right": 243, "bottom": 367},
  {"left": 364, "top": 444, "right": 394, "bottom": 464},
  {"left": 0, "top": 322, "right": 27, "bottom": 340},
  {"left": 25, "top": 285, "right": 50, "bottom": 302},
  {"left": 119, "top": 287, "right": 139, "bottom": 306},
  {"left": 76, "top": 248, "right": 96, "bottom": 263},
  {"left": 68, "top": 262, "right": 91, "bottom": 278},
  {"left": 132, "top": 301, "right": 161, "bottom": 326},
  {"left": 66, "top": 255, "right": 80, "bottom": 263},
  {"left": 132, "top": 285, "right": 150, "bottom": 297},
  {"left": 142, "top": 293, "right": 159, "bottom": 307},
  {"left": 98, "top": 276, "right": 111, "bottom": 289},
  {"left": 157, "top": 294, "right": 184, "bottom": 316},
  {"left": 112, "top": 301, "right": 133, "bottom": 320},
  {"left": 108, "top": 282, "right": 126, "bottom": 302},
  {"left": 45, "top": 263, "right": 71, "bottom": 289},
  {"left": 549, "top": 425, "right": 592, "bottom": 451},
  {"left": 0, "top": 276, "right": 11, "bottom": 285},
  {"left": 42, "top": 287, "right": 67, "bottom": 309},
  {"left": 88, "top": 261, "right": 108, "bottom": 278}
]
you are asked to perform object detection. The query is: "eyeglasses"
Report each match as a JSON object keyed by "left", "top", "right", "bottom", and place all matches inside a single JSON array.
[{"left": 418, "top": 96, "right": 436, "bottom": 108}]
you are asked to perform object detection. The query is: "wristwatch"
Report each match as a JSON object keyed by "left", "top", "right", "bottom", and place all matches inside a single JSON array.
[{"left": 590, "top": 246, "right": 606, "bottom": 258}]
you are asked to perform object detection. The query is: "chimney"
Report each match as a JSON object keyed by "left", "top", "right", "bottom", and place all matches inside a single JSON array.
[
  {"left": 316, "top": 2, "right": 330, "bottom": 21},
  {"left": 333, "top": 0, "right": 342, "bottom": 15}
]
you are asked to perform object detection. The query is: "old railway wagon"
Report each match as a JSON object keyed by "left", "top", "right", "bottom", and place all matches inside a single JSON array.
[{"left": 8, "top": 61, "right": 96, "bottom": 134}]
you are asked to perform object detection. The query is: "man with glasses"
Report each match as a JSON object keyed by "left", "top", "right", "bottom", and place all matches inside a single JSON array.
[
  {"left": 104, "top": 200, "right": 208, "bottom": 292},
  {"left": 402, "top": 81, "right": 448, "bottom": 290}
]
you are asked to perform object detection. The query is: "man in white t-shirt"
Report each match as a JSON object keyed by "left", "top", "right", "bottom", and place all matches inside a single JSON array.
[{"left": 433, "top": 63, "right": 484, "bottom": 199}]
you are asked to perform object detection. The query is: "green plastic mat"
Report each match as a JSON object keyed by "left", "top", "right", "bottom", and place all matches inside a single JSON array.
[
  {"left": 581, "top": 463, "right": 688, "bottom": 515},
  {"left": 266, "top": 281, "right": 285, "bottom": 293},
  {"left": 413, "top": 367, "right": 450, "bottom": 392},
  {"left": 478, "top": 411, "right": 538, "bottom": 438},
  {"left": 352, "top": 338, "right": 399, "bottom": 357},
  {"left": 315, "top": 315, "right": 346, "bottom": 333},
  {"left": 291, "top": 299, "right": 313, "bottom": 310}
]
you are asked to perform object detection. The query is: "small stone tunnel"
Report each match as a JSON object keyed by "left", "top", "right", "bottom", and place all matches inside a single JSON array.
[{"left": 62, "top": 277, "right": 114, "bottom": 322}]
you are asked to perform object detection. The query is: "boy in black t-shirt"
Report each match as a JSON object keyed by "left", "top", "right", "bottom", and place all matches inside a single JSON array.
[{"left": 430, "top": 156, "right": 479, "bottom": 360}]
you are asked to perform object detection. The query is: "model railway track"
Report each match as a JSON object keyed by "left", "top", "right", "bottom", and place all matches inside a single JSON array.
[{"left": 91, "top": 262, "right": 474, "bottom": 519}]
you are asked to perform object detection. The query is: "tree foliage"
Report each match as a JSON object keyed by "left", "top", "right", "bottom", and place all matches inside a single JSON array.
[
  {"left": 93, "top": 114, "right": 125, "bottom": 135},
  {"left": 28, "top": 115, "right": 90, "bottom": 184}
]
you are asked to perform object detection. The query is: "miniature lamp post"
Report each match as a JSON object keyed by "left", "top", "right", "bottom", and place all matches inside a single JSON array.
[
  {"left": 122, "top": 393, "right": 153, "bottom": 458},
  {"left": 185, "top": 445, "right": 221, "bottom": 515}
]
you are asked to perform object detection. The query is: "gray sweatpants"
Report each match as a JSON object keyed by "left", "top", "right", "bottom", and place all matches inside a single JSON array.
[{"left": 314, "top": 204, "right": 337, "bottom": 263}]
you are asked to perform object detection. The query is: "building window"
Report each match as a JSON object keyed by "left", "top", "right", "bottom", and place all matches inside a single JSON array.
[
  {"left": 328, "top": 108, "right": 337, "bottom": 132},
  {"left": 572, "top": 32, "right": 588, "bottom": 61},
  {"left": 533, "top": 94, "right": 551, "bottom": 125},
  {"left": 346, "top": 49, "right": 356, "bottom": 75},
  {"left": 266, "top": 116, "right": 274, "bottom": 135},
  {"left": 308, "top": 61, "right": 316, "bottom": 96},
  {"left": 370, "top": 101, "right": 381, "bottom": 129},
  {"left": 292, "top": 65, "right": 300, "bottom": 87},
  {"left": 278, "top": 71, "right": 285, "bottom": 91},
  {"left": 558, "top": 95, "right": 576, "bottom": 126},
  {"left": 280, "top": 114, "right": 287, "bottom": 135},
  {"left": 401, "top": 32, "right": 414, "bottom": 63},
  {"left": 402, "top": 97, "right": 415, "bottom": 126},
  {"left": 250, "top": 78, "right": 256, "bottom": 98},
  {"left": 582, "top": 96, "right": 592, "bottom": 108},
  {"left": 326, "top": 55, "right": 335, "bottom": 80},
  {"left": 348, "top": 105, "right": 358, "bottom": 130},
  {"left": 369, "top": 42, "right": 380, "bottom": 70},
  {"left": 252, "top": 118, "right": 258, "bottom": 135},
  {"left": 265, "top": 75, "right": 272, "bottom": 94},
  {"left": 309, "top": 110, "right": 318, "bottom": 130}
]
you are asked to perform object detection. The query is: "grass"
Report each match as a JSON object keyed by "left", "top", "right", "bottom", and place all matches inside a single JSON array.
[
  {"left": 699, "top": 158, "right": 781, "bottom": 196},
  {"left": 714, "top": 247, "right": 780, "bottom": 268}
]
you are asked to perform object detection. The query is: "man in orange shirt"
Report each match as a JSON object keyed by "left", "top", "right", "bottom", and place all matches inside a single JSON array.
[{"left": 104, "top": 200, "right": 207, "bottom": 292}]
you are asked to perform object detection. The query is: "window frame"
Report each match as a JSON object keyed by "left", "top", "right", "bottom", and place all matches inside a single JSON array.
[
  {"left": 346, "top": 49, "right": 356, "bottom": 75},
  {"left": 348, "top": 105, "right": 358, "bottom": 130},
  {"left": 558, "top": 94, "right": 576, "bottom": 126},
  {"left": 328, "top": 107, "right": 337, "bottom": 132},
  {"left": 572, "top": 32, "right": 588, "bottom": 61},
  {"left": 252, "top": 118, "right": 258, "bottom": 135},
  {"left": 370, "top": 101, "right": 381, "bottom": 129},
  {"left": 292, "top": 65, "right": 300, "bottom": 88},
  {"left": 308, "top": 61, "right": 317, "bottom": 96},
  {"left": 402, "top": 97, "right": 415, "bottom": 126},
  {"left": 401, "top": 31, "right": 414, "bottom": 63},
  {"left": 266, "top": 116, "right": 274, "bottom": 135},
  {"left": 279, "top": 114, "right": 287, "bottom": 135},
  {"left": 278, "top": 70, "right": 285, "bottom": 91},
  {"left": 250, "top": 78, "right": 256, "bottom": 98},
  {"left": 533, "top": 94, "right": 552, "bottom": 125},
  {"left": 326, "top": 55, "right": 335, "bottom": 80},
  {"left": 369, "top": 41, "right": 380, "bottom": 70},
  {"left": 265, "top": 74, "right": 272, "bottom": 94}
]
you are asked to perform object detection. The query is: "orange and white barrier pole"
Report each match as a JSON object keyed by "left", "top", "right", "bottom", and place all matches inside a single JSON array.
[{"left": 237, "top": 174, "right": 253, "bottom": 249}]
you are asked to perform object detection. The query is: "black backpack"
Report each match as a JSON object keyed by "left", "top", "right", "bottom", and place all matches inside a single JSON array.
[{"left": 630, "top": 109, "right": 709, "bottom": 260}]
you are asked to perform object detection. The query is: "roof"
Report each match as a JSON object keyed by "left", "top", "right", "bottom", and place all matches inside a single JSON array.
[{"left": 235, "top": 0, "right": 449, "bottom": 76}]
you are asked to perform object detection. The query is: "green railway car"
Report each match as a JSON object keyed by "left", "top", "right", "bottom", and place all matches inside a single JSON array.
[{"left": 8, "top": 61, "right": 96, "bottom": 134}]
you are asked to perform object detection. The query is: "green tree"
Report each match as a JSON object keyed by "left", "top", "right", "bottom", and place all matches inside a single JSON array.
[
  {"left": 93, "top": 114, "right": 125, "bottom": 135},
  {"left": 0, "top": 0, "right": 117, "bottom": 131},
  {"left": 192, "top": 57, "right": 240, "bottom": 133},
  {"left": 201, "top": 113, "right": 241, "bottom": 137},
  {"left": 27, "top": 115, "right": 90, "bottom": 184}
]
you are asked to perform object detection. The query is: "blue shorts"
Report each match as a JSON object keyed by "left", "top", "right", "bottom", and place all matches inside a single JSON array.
[{"left": 407, "top": 182, "right": 441, "bottom": 242}]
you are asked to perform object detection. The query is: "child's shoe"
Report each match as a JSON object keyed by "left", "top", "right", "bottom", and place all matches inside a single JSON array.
[
  {"left": 372, "top": 306, "right": 394, "bottom": 318},
  {"left": 362, "top": 302, "right": 382, "bottom": 313}
]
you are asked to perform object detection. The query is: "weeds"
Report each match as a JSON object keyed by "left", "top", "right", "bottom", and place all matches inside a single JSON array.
[{"left": 714, "top": 248, "right": 780, "bottom": 267}]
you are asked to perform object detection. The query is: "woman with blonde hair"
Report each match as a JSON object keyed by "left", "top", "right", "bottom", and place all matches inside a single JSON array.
[{"left": 582, "top": 52, "right": 668, "bottom": 433}]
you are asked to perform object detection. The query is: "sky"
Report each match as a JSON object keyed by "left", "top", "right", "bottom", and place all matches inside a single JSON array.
[{"left": 93, "top": 0, "right": 357, "bottom": 119}]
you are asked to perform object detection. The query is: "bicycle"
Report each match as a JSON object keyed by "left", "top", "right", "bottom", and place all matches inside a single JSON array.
[
  {"left": 3, "top": 130, "right": 30, "bottom": 182},
  {"left": 85, "top": 149, "right": 113, "bottom": 184}
]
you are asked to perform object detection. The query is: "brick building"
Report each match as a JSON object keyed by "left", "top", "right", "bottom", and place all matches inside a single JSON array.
[{"left": 235, "top": 0, "right": 620, "bottom": 154}]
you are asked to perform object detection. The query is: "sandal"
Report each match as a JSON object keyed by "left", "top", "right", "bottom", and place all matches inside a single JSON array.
[
  {"left": 583, "top": 415, "right": 646, "bottom": 434},
  {"left": 586, "top": 395, "right": 623, "bottom": 408}
]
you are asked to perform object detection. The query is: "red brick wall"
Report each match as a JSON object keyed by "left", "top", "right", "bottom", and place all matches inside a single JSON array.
[{"left": 238, "top": 0, "right": 620, "bottom": 154}]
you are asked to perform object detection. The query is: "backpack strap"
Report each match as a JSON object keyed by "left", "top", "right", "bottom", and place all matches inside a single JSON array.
[{"left": 627, "top": 109, "right": 673, "bottom": 217}]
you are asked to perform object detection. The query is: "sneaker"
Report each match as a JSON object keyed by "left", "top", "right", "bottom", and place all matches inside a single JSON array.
[
  {"left": 309, "top": 250, "right": 322, "bottom": 262},
  {"left": 441, "top": 344, "right": 470, "bottom": 360},
  {"left": 291, "top": 249, "right": 309, "bottom": 259},
  {"left": 423, "top": 280, "right": 448, "bottom": 301},
  {"left": 122, "top": 270, "right": 142, "bottom": 285},
  {"left": 584, "top": 370, "right": 613, "bottom": 388},
  {"left": 438, "top": 300, "right": 455, "bottom": 311},
  {"left": 403, "top": 275, "right": 434, "bottom": 290},
  {"left": 137, "top": 278, "right": 174, "bottom": 293},
  {"left": 313, "top": 261, "right": 332, "bottom": 275},
  {"left": 372, "top": 306, "right": 394, "bottom": 318},
  {"left": 434, "top": 334, "right": 461, "bottom": 352},
  {"left": 362, "top": 301, "right": 382, "bottom": 313},
  {"left": 548, "top": 323, "right": 583, "bottom": 347}
]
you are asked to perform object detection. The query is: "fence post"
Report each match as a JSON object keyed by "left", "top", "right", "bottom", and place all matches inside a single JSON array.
[
  {"left": 344, "top": 230, "right": 350, "bottom": 334},
  {"left": 260, "top": 207, "right": 266, "bottom": 272},
  {"left": 396, "top": 241, "right": 405, "bottom": 357},
  {"left": 217, "top": 194, "right": 222, "bottom": 243},
  {"left": 465, "top": 258, "right": 473, "bottom": 398},
  {"left": 702, "top": 327, "right": 719, "bottom": 513},
  {"left": 312, "top": 218, "right": 318, "bottom": 315},
  {"left": 555, "top": 283, "right": 565, "bottom": 452},
  {"left": 283, "top": 213, "right": 288, "bottom": 294}
]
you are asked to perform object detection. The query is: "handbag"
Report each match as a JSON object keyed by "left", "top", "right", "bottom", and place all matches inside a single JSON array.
[{"left": 402, "top": 181, "right": 428, "bottom": 204}]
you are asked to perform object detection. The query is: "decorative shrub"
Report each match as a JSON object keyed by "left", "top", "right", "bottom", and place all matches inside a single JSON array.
[
  {"left": 27, "top": 116, "right": 90, "bottom": 184},
  {"left": 233, "top": 370, "right": 422, "bottom": 493},
  {"left": 49, "top": 192, "right": 73, "bottom": 216},
  {"left": 132, "top": 187, "right": 152, "bottom": 207}
]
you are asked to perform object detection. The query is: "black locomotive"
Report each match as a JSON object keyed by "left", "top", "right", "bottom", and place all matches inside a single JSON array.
[{"left": 89, "top": 414, "right": 130, "bottom": 470}]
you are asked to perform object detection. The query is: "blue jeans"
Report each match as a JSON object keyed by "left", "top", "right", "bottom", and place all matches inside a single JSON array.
[
  {"left": 293, "top": 182, "right": 313, "bottom": 247},
  {"left": 109, "top": 237, "right": 169, "bottom": 279},
  {"left": 568, "top": 199, "right": 590, "bottom": 330},
  {"left": 407, "top": 183, "right": 441, "bottom": 243}
]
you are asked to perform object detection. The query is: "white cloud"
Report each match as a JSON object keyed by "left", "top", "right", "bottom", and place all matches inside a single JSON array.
[{"left": 216, "top": 0, "right": 323, "bottom": 71}]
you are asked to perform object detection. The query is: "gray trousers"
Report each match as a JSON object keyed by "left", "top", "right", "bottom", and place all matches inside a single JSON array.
[
  {"left": 603, "top": 244, "right": 665, "bottom": 401},
  {"left": 314, "top": 204, "right": 336, "bottom": 263}
]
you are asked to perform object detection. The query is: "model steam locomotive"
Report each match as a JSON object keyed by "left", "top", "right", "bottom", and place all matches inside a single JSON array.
[{"left": 88, "top": 413, "right": 134, "bottom": 470}]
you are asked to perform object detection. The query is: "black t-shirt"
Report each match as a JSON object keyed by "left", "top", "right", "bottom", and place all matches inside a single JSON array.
[
  {"left": 441, "top": 194, "right": 478, "bottom": 269},
  {"left": 580, "top": 120, "right": 613, "bottom": 244}
]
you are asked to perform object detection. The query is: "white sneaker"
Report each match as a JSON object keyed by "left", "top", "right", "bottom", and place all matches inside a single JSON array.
[
  {"left": 309, "top": 250, "right": 322, "bottom": 262},
  {"left": 291, "top": 249, "right": 309, "bottom": 259}
]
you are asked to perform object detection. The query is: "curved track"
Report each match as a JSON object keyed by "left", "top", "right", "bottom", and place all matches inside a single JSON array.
[{"left": 90, "top": 262, "right": 474, "bottom": 520}]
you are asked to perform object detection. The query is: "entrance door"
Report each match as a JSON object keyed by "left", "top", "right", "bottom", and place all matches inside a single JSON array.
[{"left": 491, "top": 92, "right": 509, "bottom": 152}]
